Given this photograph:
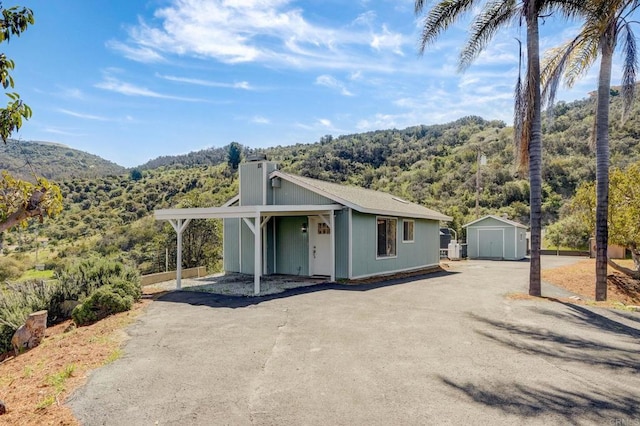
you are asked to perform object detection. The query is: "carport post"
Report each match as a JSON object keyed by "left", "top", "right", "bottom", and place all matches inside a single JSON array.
[
  {"left": 254, "top": 213, "right": 261, "bottom": 295},
  {"left": 169, "top": 218, "right": 191, "bottom": 290}
]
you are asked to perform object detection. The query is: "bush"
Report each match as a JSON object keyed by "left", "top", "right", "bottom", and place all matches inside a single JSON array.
[
  {"left": 0, "top": 257, "right": 24, "bottom": 282},
  {"left": 71, "top": 286, "right": 133, "bottom": 326}
]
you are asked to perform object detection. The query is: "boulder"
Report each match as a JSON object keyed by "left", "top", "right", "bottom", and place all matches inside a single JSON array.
[
  {"left": 11, "top": 310, "right": 48, "bottom": 354},
  {"left": 0, "top": 399, "right": 6, "bottom": 415}
]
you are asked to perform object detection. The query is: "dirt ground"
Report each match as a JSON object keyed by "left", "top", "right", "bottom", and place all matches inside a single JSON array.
[
  {"left": 0, "top": 300, "right": 149, "bottom": 426},
  {"left": 0, "top": 259, "right": 637, "bottom": 424},
  {"left": 541, "top": 258, "right": 640, "bottom": 305}
]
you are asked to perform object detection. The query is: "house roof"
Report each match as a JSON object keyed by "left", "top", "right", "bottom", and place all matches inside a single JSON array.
[
  {"left": 271, "top": 170, "right": 452, "bottom": 222},
  {"left": 462, "top": 214, "right": 528, "bottom": 229}
]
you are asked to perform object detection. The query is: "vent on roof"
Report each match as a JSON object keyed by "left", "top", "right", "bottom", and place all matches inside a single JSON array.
[{"left": 392, "top": 196, "right": 409, "bottom": 204}]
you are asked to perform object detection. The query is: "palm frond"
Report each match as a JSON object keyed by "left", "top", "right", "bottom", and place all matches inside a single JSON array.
[
  {"left": 620, "top": 22, "right": 637, "bottom": 122},
  {"left": 417, "top": 0, "right": 477, "bottom": 54},
  {"left": 459, "top": 0, "right": 518, "bottom": 70},
  {"left": 541, "top": 41, "right": 575, "bottom": 112},
  {"left": 513, "top": 38, "right": 528, "bottom": 173}
]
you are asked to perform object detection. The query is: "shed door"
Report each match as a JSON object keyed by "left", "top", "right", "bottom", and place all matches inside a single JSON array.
[
  {"left": 478, "top": 229, "right": 503, "bottom": 258},
  {"left": 309, "top": 216, "right": 331, "bottom": 276}
]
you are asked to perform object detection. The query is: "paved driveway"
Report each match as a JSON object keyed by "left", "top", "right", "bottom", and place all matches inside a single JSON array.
[{"left": 69, "top": 257, "right": 640, "bottom": 425}]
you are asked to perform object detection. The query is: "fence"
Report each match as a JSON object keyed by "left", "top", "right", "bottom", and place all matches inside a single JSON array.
[{"left": 141, "top": 266, "right": 207, "bottom": 286}]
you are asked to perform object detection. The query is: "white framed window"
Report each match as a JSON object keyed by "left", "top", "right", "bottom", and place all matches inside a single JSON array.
[
  {"left": 377, "top": 217, "right": 397, "bottom": 258},
  {"left": 403, "top": 220, "right": 415, "bottom": 243},
  {"left": 318, "top": 222, "right": 330, "bottom": 235}
]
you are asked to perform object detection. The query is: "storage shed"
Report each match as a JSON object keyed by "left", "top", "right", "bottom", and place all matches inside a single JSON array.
[{"left": 463, "top": 215, "right": 527, "bottom": 260}]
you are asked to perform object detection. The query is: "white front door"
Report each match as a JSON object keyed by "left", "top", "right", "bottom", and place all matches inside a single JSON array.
[{"left": 309, "top": 216, "right": 331, "bottom": 276}]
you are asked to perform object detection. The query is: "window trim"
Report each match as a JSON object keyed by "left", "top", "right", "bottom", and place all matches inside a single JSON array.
[
  {"left": 376, "top": 216, "right": 398, "bottom": 259},
  {"left": 402, "top": 219, "right": 415, "bottom": 243}
]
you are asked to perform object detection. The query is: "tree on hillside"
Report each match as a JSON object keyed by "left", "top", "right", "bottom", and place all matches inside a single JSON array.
[
  {"left": 227, "top": 142, "right": 242, "bottom": 175},
  {"left": 415, "top": 0, "right": 578, "bottom": 296},
  {"left": 541, "top": 0, "right": 640, "bottom": 300},
  {"left": 0, "top": 5, "right": 62, "bottom": 233}
]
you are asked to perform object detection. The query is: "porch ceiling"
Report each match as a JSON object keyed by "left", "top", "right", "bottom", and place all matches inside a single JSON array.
[{"left": 154, "top": 204, "right": 343, "bottom": 221}]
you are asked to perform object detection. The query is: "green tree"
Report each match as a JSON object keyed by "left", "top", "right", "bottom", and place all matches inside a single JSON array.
[
  {"left": 227, "top": 142, "right": 242, "bottom": 174},
  {"left": 414, "top": 0, "right": 575, "bottom": 296},
  {"left": 541, "top": 0, "right": 640, "bottom": 300},
  {"left": 0, "top": 5, "right": 62, "bottom": 232},
  {"left": 129, "top": 168, "right": 143, "bottom": 181}
]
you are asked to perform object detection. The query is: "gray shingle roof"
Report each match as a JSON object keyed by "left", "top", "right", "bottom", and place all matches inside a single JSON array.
[
  {"left": 271, "top": 171, "right": 452, "bottom": 222},
  {"left": 463, "top": 214, "right": 528, "bottom": 229}
]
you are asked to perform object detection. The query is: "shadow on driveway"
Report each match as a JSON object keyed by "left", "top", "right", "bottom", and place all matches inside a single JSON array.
[{"left": 156, "top": 269, "right": 459, "bottom": 309}]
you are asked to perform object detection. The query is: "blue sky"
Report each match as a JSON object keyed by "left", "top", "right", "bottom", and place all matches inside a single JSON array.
[{"left": 6, "top": 0, "right": 605, "bottom": 167}]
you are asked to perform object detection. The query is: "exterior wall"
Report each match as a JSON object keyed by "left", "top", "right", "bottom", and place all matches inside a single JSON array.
[
  {"left": 334, "top": 209, "right": 349, "bottom": 279},
  {"left": 223, "top": 218, "right": 240, "bottom": 272},
  {"left": 466, "top": 218, "right": 527, "bottom": 260},
  {"left": 350, "top": 211, "right": 440, "bottom": 279},
  {"left": 275, "top": 216, "right": 309, "bottom": 276},
  {"left": 273, "top": 179, "right": 333, "bottom": 205},
  {"left": 240, "top": 218, "right": 255, "bottom": 274}
]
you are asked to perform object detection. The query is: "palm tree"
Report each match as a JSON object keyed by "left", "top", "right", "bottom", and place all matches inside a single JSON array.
[
  {"left": 415, "top": 0, "right": 574, "bottom": 296},
  {"left": 542, "top": 0, "right": 640, "bottom": 301}
]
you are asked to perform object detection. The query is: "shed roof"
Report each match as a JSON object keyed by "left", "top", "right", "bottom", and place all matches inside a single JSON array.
[
  {"left": 462, "top": 214, "right": 528, "bottom": 229},
  {"left": 271, "top": 170, "right": 452, "bottom": 222}
]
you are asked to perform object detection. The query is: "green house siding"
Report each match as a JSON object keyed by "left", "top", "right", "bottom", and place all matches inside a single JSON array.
[
  {"left": 273, "top": 179, "right": 333, "bottom": 205},
  {"left": 350, "top": 211, "right": 439, "bottom": 279},
  {"left": 334, "top": 209, "right": 349, "bottom": 279},
  {"left": 240, "top": 163, "right": 263, "bottom": 206},
  {"left": 275, "top": 216, "right": 309, "bottom": 276},
  {"left": 223, "top": 218, "right": 240, "bottom": 273},
  {"left": 240, "top": 219, "right": 255, "bottom": 274}
]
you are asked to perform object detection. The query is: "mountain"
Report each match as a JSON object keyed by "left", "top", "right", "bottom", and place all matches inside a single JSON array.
[{"left": 0, "top": 139, "right": 126, "bottom": 181}]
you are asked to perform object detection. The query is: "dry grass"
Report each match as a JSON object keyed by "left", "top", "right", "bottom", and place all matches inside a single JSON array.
[
  {"left": 540, "top": 258, "right": 640, "bottom": 307},
  {"left": 0, "top": 300, "right": 149, "bottom": 425}
]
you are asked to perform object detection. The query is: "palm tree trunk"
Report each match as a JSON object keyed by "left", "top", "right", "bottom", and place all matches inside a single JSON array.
[
  {"left": 594, "top": 30, "right": 615, "bottom": 301},
  {"left": 527, "top": 1, "right": 542, "bottom": 297}
]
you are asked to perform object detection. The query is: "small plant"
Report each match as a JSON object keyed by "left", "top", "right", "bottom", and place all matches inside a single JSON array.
[{"left": 35, "top": 394, "right": 55, "bottom": 410}]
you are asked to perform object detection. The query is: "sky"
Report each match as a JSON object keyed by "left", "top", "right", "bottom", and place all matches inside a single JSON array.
[{"left": 4, "top": 0, "right": 610, "bottom": 167}]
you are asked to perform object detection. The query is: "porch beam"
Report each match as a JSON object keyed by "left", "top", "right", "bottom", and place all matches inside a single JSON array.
[{"left": 242, "top": 217, "right": 256, "bottom": 235}]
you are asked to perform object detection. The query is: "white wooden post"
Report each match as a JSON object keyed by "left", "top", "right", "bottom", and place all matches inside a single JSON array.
[
  {"left": 330, "top": 212, "right": 335, "bottom": 282},
  {"left": 169, "top": 219, "right": 191, "bottom": 290},
  {"left": 254, "top": 213, "right": 261, "bottom": 295}
]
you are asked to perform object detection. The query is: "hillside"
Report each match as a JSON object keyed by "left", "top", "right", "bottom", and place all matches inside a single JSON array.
[{"left": 0, "top": 139, "right": 126, "bottom": 180}]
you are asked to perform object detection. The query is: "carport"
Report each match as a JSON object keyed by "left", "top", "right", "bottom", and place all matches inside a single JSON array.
[
  {"left": 154, "top": 204, "right": 341, "bottom": 295},
  {"left": 463, "top": 215, "right": 527, "bottom": 260}
]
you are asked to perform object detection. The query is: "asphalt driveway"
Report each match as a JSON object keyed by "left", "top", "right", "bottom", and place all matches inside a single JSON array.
[{"left": 69, "top": 257, "right": 640, "bottom": 425}]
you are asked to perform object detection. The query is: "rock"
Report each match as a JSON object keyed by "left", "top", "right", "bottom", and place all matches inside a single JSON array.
[
  {"left": 0, "top": 399, "right": 6, "bottom": 415},
  {"left": 11, "top": 310, "right": 48, "bottom": 354}
]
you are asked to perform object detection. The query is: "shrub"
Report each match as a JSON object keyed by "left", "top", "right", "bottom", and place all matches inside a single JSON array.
[
  {"left": 71, "top": 286, "right": 133, "bottom": 326},
  {"left": 0, "top": 257, "right": 24, "bottom": 282}
]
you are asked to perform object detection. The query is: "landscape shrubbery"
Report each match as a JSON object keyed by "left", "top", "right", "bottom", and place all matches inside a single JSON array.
[{"left": 0, "top": 257, "right": 141, "bottom": 353}]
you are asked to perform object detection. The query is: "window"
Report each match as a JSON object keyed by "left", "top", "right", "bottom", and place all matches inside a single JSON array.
[
  {"left": 377, "top": 217, "right": 397, "bottom": 258},
  {"left": 318, "top": 222, "right": 330, "bottom": 235},
  {"left": 403, "top": 220, "right": 414, "bottom": 242}
]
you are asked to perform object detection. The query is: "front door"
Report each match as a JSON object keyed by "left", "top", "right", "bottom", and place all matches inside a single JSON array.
[
  {"left": 309, "top": 216, "right": 331, "bottom": 276},
  {"left": 478, "top": 229, "right": 503, "bottom": 259}
]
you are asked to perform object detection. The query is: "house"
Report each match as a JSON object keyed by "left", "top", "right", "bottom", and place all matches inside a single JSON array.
[
  {"left": 155, "top": 157, "right": 451, "bottom": 294},
  {"left": 463, "top": 215, "right": 527, "bottom": 260}
]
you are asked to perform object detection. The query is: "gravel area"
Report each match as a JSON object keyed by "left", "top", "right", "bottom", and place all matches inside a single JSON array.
[{"left": 145, "top": 273, "right": 329, "bottom": 296}]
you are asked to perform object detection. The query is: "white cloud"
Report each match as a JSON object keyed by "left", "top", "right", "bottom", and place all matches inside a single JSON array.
[
  {"left": 95, "top": 76, "right": 207, "bottom": 102},
  {"left": 370, "top": 25, "right": 404, "bottom": 56},
  {"left": 252, "top": 116, "right": 270, "bottom": 124},
  {"left": 315, "top": 74, "right": 354, "bottom": 96},
  {"left": 318, "top": 118, "right": 332, "bottom": 127},
  {"left": 157, "top": 73, "right": 254, "bottom": 90},
  {"left": 111, "top": 0, "right": 410, "bottom": 72},
  {"left": 57, "top": 109, "right": 109, "bottom": 121}
]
